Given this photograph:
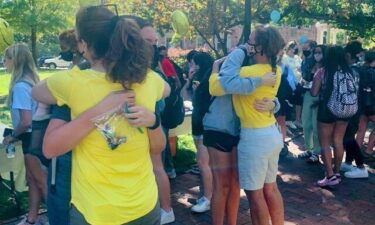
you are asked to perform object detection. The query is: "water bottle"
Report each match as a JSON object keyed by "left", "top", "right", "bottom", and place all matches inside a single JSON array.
[{"left": 6, "top": 143, "right": 16, "bottom": 159}]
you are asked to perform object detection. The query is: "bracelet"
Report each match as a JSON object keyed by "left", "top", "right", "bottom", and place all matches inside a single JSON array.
[{"left": 148, "top": 112, "right": 160, "bottom": 130}]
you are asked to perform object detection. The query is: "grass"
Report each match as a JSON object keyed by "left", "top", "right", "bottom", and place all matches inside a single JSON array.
[{"left": 0, "top": 70, "right": 55, "bottom": 97}]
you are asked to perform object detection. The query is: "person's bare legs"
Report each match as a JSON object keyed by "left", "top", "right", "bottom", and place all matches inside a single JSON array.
[
  {"left": 318, "top": 122, "right": 335, "bottom": 177},
  {"left": 356, "top": 115, "right": 368, "bottom": 147},
  {"left": 276, "top": 116, "right": 286, "bottom": 141},
  {"left": 24, "top": 154, "right": 43, "bottom": 223},
  {"left": 332, "top": 121, "right": 348, "bottom": 174},
  {"left": 209, "top": 147, "right": 239, "bottom": 225},
  {"left": 195, "top": 138, "right": 212, "bottom": 200},
  {"left": 366, "top": 130, "right": 375, "bottom": 155},
  {"left": 28, "top": 156, "right": 48, "bottom": 200},
  {"left": 245, "top": 189, "right": 270, "bottom": 225},
  {"left": 151, "top": 153, "right": 172, "bottom": 212},
  {"left": 295, "top": 105, "right": 302, "bottom": 123},
  {"left": 365, "top": 115, "right": 375, "bottom": 155},
  {"left": 263, "top": 182, "right": 284, "bottom": 225},
  {"left": 226, "top": 149, "right": 240, "bottom": 225}
]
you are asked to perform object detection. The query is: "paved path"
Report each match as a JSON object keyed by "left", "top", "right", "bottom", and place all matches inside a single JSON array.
[
  {"left": 4, "top": 132, "right": 375, "bottom": 225},
  {"left": 169, "top": 134, "right": 375, "bottom": 225}
]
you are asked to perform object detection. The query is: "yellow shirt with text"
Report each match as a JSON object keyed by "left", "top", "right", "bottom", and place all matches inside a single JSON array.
[{"left": 47, "top": 67, "right": 164, "bottom": 225}]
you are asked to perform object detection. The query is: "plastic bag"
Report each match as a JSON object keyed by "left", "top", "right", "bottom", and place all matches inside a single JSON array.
[{"left": 92, "top": 103, "right": 142, "bottom": 150}]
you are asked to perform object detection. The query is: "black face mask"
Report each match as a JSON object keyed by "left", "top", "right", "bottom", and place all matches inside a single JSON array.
[
  {"left": 303, "top": 50, "right": 311, "bottom": 57},
  {"left": 60, "top": 51, "right": 74, "bottom": 62},
  {"left": 294, "top": 49, "right": 299, "bottom": 55}
]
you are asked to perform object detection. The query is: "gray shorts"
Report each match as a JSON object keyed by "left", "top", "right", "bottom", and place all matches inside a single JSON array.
[
  {"left": 238, "top": 124, "right": 283, "bottom": 191},
  {"left": 70, "top": 202, "right": 160, "bottom": 225}
]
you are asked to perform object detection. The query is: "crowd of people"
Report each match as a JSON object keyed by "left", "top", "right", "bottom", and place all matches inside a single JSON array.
[{"left": 2, "top": 4, "right": 375, "bottom": 225}]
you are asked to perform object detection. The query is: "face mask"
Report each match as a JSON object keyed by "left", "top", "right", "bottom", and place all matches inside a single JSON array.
[
  {"left": 303, "top": 50, "right": 311, "bottom": 57},
  {"left": 314, "top": 53, "right": 323, "bottom": 62},
  {"left": 60, "top": 51, "right": 74, "bottom": 62},
  {"left": 294, "top": 49, "right": 299, "bottom": 55}
]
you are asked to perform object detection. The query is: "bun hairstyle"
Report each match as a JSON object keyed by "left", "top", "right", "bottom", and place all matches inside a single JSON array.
[
  {"left": 253, "top": 25, "right": 285, "bottom": 72},
  {"left": 76, "top": 6, "right": 153, "bottom": 88}
]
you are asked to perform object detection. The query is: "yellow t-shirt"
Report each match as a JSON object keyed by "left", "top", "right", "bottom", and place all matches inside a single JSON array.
[
  {"left": 209, "top": 73, "right": 226, "bottom": 96},
  {"left": 233, "top": 64, "right": 281, "bottom": 128},
  {"left": 47, "top": 67, "right": 164, "bottom": 225}
]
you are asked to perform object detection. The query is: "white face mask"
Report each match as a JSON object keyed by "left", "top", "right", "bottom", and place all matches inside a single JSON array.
[{"left": 314, "top": 53, "right": 323, "bottom": 62}]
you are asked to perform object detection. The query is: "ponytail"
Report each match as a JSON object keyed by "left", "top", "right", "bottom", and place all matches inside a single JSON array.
[
  {"left": 76, "top": 7, "right": 153, "bottom": 89},
  {"left": 105, "top": 18, "right": 153, "bottom": 88}
]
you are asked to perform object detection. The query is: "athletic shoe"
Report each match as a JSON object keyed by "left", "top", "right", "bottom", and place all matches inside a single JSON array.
[
  {"left": 286, "top": 121, "right": 297, "bottom": 129},
  {"left": 17, "top": 217, "right": 37, "bottom": 225},
  {"left": 161, "top": 208, "right": 175, "bottom": 225},
  {"left": 344, "top": 167, "right": 369, "bottom": 179},
  {"left": 298, "top": 151, "right": 312, "bottom": 158},
  {"left": 294, "top": 120, "right": 303, "bottom": 129},
  {"left": 306, "top": 154, "right": 319, "bottom": 163},
  {"left": 167, "top": 169, "right": 177, "bottom": 179},
  {"left": 340, "top": 163, "right": 354, "bottom": 172},
  {"left": 317, "top": 175, "right": 340, "bottom": 187},
  {"left": 191, "top": 196, "right": 210, "bottom": 213}
]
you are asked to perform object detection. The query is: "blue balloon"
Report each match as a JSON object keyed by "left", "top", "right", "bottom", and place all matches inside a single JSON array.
[
  {"left": 270, "top": 10, "right": 281, "bottom": 23},
  {"left": 299, "top": 35, "right": 309, "bottom": 44}
]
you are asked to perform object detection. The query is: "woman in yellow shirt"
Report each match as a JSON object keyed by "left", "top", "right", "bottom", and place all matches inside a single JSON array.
[
  {"left": 217, "top": 25, "right": 286, "bottom": 225},
  {"left": 32, "top": 6, "right": 168, "bottom": 225}
]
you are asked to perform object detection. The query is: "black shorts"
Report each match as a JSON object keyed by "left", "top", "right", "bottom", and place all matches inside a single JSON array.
[
  {"left": 317, "top": 102, "right": 350, "bottom": 124},
  {"left": 363, "top": 106, "right": 375, "bottom": 117},
  {"left": 18, "top": 132, "right": 31, "bottom": 154},
  {"left": 192, "top": 112, "right": 204, "bottom": 136},
  {"left": 28, "top": 120, "right": 50, "bottom": 167},
  {"left": 275, "top": 99, "right": 293, "bottom": 118},
  {"left": 203, "top": 130, "right": 239, "bottom": 153}
]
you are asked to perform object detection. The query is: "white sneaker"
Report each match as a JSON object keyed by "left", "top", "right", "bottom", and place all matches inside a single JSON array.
[
  {"left": 16, "top": 217, "right": 37, "bottom": 225},
  {"left": 167, "top": 169, "right": 177, "bottom": 179},
  {"left": 340, "top": 163, "right": 355, "bottom": 172},
  {"left": 344, "top": 167, "right": 369, "bottom": 179},
  {"left": 161, "top": 208, "right": 175, "bottom": 225},
  {"left": 286, "top": 121, "right": 297, "bottom": 129},
  {"left": 191, "top": 196, "right": 210, "bottom": 213}
]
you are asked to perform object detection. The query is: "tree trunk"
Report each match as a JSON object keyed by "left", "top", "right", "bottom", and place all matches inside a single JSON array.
[
  {"left": 31, "top": 26, "right": 38, "bottom": 65},
  {"left": 242, "top": 0, "right": 252, "bottom": 43}
]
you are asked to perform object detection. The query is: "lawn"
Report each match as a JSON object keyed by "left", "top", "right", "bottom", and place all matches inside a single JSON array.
[
  {"left": 0, "top": 70, "right": 55, "bottom": 97},
  {"left": 0, "top": 70, "right": 198, "bottom": 221}
]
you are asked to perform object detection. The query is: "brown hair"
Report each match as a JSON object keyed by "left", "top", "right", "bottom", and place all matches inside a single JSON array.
[
  {"left": 76, "top": 6, "right": 153, "bottom": 88},
  {"left": 59, "top": 29, "right": 78, "bottom": 52},
  {"left": 254, "top": 25, "right": 285, "bottom": 72}
]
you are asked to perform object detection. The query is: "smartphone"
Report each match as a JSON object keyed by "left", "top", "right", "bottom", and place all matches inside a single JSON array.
[{"left": 3, "top": 128, "right": 13, "bottom": 137}]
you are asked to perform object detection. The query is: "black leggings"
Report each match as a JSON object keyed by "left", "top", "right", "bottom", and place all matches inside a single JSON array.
[
  {"left": 344, "top": 140, "right": 364, "bottom": 167},
  {"left": 343, "top": 115, "right": 364, "bottom": 167}
]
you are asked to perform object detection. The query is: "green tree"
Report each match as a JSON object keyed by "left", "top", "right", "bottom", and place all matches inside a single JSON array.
[{"left": 0, "top": 0, "right": 77, "bottom": 62}]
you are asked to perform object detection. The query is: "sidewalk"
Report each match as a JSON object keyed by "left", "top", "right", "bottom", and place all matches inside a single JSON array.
[{"left": 169, "top": 135, "right": 375, "bottom": 225}]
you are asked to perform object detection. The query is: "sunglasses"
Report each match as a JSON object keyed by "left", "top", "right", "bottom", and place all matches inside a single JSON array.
[{"left": 86, "top": 4, "right": 119, "bottom": 16}]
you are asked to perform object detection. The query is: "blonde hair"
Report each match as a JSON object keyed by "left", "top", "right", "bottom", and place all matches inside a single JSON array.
[{"left": 5, "top": 43, "right": 39, "bottom": 106}]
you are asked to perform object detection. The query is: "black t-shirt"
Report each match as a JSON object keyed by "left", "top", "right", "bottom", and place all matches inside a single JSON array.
[{"left": 51, "top": 105, "right": 71, "bottom": 122}]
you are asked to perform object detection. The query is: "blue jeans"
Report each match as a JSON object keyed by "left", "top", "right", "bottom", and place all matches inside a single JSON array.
[{"left": 47, "top": 152, "right": 72, "bottom": 225}]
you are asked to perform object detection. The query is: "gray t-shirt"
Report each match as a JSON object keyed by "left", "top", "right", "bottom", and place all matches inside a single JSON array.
[{"left": 11, "top": 81, "right": 37, "bottom": 132}]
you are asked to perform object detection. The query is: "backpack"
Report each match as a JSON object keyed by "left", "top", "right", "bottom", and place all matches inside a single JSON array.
[
  {"left": 327, "top": 70, "right": 359, "bottom": 118},
  {"left": 161, "top": 77, "right": 185, "bottom": 129}
]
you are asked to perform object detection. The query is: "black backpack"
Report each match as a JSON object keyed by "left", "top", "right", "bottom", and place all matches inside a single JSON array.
[{"left": 161, "top": 77, "right": 185, "bottom": 129}]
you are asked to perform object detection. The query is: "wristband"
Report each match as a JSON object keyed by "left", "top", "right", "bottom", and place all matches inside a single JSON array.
[{"left": 148, "top": 113, "right": 160, "bottom": 130}]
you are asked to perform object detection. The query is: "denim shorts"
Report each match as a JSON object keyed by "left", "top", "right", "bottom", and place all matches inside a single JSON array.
[{"left": 238, "top": 124, "right": 283, "bottom": 191}]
